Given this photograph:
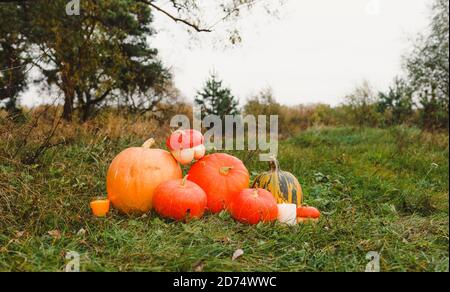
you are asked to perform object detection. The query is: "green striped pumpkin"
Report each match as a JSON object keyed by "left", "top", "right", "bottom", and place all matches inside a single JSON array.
[{"left": 252, "top": 158, "right": 303, "bottom": 207}]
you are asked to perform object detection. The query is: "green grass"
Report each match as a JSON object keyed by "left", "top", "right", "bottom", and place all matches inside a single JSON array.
[{"left": 0, "top": 126, "right": 448, "bottom": 271}]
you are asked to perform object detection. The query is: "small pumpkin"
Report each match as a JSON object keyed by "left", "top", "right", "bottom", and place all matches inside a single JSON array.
[
  {"left": 167, "top": 129, "right": 206, "bottom": 165},
  {"left": 297, "top": 206, "right": 321, "bottom": 223},
  {"left": 229, "top": 188, "right": 278, "bottom": 225},
  {"left": 252, "top": 157, "right": 303, "bottom": 207},
  {"left": 107, "top": 139, "right": 182, "bottom": 214},
  {"left": 188, "top": 153, "right": 250, "bottom": 213},
  {"left": 153, "top": 176, "right": 207, "bottom": 221}
]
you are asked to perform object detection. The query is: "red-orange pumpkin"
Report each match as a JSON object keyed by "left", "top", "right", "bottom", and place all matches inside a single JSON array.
[
  {"left": 297, "top": 206, "right": 321, "bottom": 223},
  {"left": 153, "top": 176, "right": 207, "bottom": 221},
  {"left": 187, "top": 153, "right": 250, "bottom": 213},
  {"left": 229, "top": 188, "right": 278, "bottom": 225},
  {"left": 107, "top": 139, "right": 182, "bottom": 214}
]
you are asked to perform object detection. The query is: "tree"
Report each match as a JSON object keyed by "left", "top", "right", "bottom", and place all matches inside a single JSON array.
[
  {"left": 195, "top": 74, "right": 239, "bottom": 120},
  {"left": 118, "top": 79, "right": 179, "bottom": 117},
  {"left": 404, "top": 0, "right": 449, "bottom": 130},
  {"left": 0, "top": 0, "right": 284, "bottom": 121},
  {"left": 244, "top": 88, "right": 281, "bottom": 117},
  {"left": 378, "top": 77, "right": 414, "bottom": 126},
  {"left": 344, "top": 80, "right": 382, "bottom": 127},
  {"left": 0, "top": 2, "right": 29, "bottom": 116},
  {"left": 137, "top": 0, "right": 283, "bottom": 43},
  {"left": 1, "top": 0, "right": 284, "bottom": 42},
  {"left": 25, "top": 0, "right": 169, "bottom": 122}
]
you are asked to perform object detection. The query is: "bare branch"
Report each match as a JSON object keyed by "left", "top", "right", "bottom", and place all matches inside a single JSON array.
[{"left": 138, "top": 0, "right": 212, "bottom": 32}]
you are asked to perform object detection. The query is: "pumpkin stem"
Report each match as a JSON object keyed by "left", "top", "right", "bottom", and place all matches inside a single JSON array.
[
  {"left": 269, "top": 155, "right": 280, "bottom": 172},
  {"left": 219, "top": 166, "right": 233, "bottom": 175},
  {"left": 253, "top": 189, "right": 259, "bottom": 198},
  {"left": 181, "top": 175, "right": 189, "bottom": 187},
  {"left": 142, "top": 138, "right": 155, "bottom": 149}
]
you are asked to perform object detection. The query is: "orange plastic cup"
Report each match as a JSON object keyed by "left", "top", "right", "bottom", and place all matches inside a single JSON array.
[{"left": 90, "top": 199, "right": 110, "bottom": 217}]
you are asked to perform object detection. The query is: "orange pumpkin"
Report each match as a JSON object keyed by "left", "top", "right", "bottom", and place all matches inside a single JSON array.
[
  {"left": 187, "top": 153, "right": 250, "bottom": 213},
  {"left": 229, "top": 188, "right": 278, "bottom": 225},
  {"left": 107, "top": 139, "right": 182, "bottom": 214},
  {"left": 297, "top": 206, "right": 321, "bottom": 223},
  {"left": 153, "top": 176, "right": 207, "bottom": 221}
]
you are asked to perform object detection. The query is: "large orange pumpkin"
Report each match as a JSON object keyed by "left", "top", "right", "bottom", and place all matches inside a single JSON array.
[
  {"left": 229, "top": 188, "right": 278, "bottom": 225},
  {"left": 107, "top": 139, "right": 182, "bottom": 214},
  {"left": 187, "top": 153, "right": 250, "bottom": 213},
  {"left": 153, "top": 176, "right": 207, "bottom": 221}
]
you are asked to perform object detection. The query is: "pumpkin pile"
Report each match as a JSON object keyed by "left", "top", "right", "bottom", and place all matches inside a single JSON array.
[{"left": 99, "top": 129, "right": 320, "bottom": 225}]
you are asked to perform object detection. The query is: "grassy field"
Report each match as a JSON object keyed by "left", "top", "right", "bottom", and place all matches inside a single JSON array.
[{"left": 0, "top": 116, "right": 448, "bottom": 271}]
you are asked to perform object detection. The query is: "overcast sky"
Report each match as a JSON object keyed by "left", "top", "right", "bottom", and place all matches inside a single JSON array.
[
  {"left": 150, "top": 0, "right": 431, "bottom": 106},
  {"left": 22, "top": 0, "right": 431, "bottom": 107}
]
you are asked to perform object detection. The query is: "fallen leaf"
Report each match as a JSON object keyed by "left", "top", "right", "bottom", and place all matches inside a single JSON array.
[
  {"left": 219, "top": 237, "right": 231, "bottom": 244},
  {"left": 48, "top": 230, "right": 62, "bottom": 239},
  {"left": 7, "top": 239, "right": 19, "bottom": 245},
  {"left": 193, "top": 260, "right": 205, "bottom": 272},
  {"left": 76, "top": 228, "right": 86, "bottom": 237},
  {"left": 232, "top": 249, "right": 244, "bottom": 261}
]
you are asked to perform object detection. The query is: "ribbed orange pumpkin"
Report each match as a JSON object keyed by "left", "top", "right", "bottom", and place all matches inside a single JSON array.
[
  {"left": 229, "top": 188, "right": 278, "bottom": 225},
  {"left": 187, "top": 153, "right": 250, "bottom": 213},
  {"left": 153, "top": 176, "right": 207, "bottom": 221},
  {"left": 107, "top": 139, "right": 182, "bottom": 214}
]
